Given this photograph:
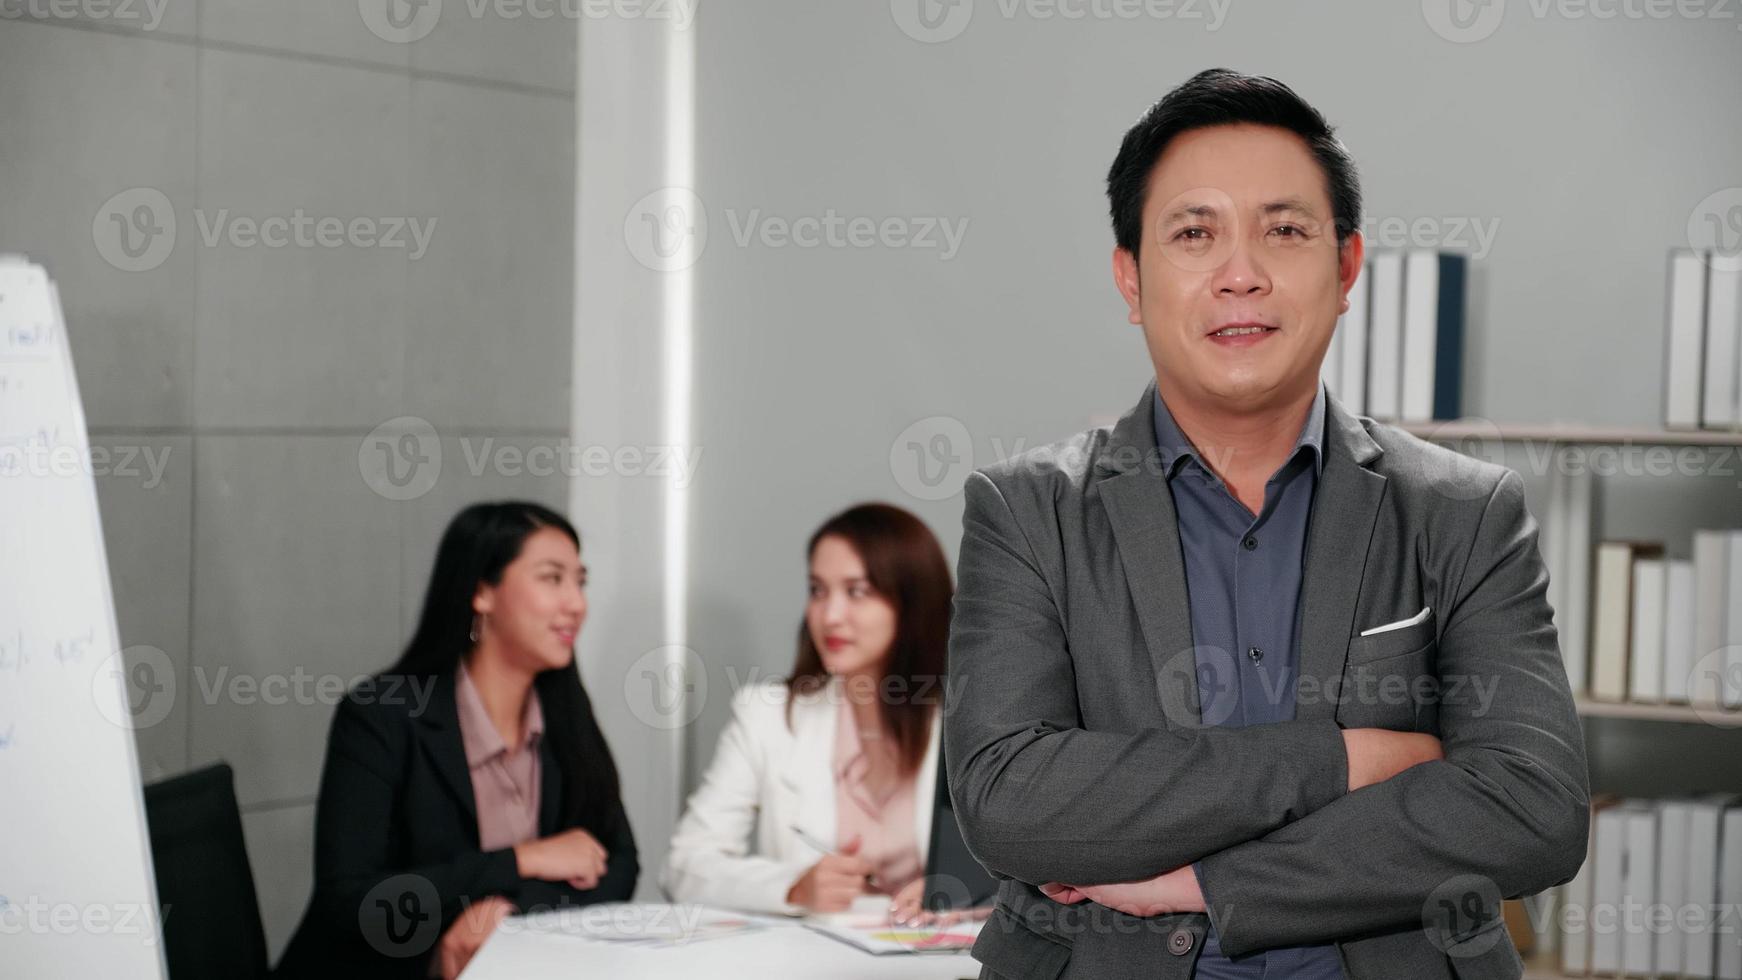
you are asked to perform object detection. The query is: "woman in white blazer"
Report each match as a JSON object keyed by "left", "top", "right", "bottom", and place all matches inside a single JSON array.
[{"left": 662, "top": 503, "right": 952, "bottom": 916}]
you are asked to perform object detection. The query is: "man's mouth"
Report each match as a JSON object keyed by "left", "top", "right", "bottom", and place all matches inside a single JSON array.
[{"left": 1209, "top": 323, "right": 1278, "bottom": 338}]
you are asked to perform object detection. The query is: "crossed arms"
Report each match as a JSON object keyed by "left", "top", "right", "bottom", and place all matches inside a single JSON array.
[{"left": 944, "top": 468, "right": 1591, "bottom": 957}]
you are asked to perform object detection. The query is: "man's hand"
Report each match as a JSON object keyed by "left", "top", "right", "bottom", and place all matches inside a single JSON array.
[
  {"left": 436, "top": 895, "right": 514, "bottom": 979},
  {"left": 1039, "top": 865, "right": 1206, "bottom": 918},
  {"left": 1342, "top": 728, "right": 1444, "bottom": 792}
]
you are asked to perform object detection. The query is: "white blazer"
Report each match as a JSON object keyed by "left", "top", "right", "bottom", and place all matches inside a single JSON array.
[{"left": 661, "top": 677, "right": 941, "bottom": 914}]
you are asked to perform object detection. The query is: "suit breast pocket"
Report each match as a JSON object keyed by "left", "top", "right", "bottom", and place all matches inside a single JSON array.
[{"left": 1339, "top": 612, "right": 1439, "bottom": 733}]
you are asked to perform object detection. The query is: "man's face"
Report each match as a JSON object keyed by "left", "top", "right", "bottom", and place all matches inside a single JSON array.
[{"left": 1113, "top": 123, "right": 1362, "bottom": 413}]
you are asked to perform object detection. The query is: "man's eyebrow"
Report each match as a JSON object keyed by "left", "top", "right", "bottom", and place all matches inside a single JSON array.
[
  {"left": 1157, "top": 198, "right": 1321, "bottom": 225},
  {"left": 1260, "top": 197, "right": 1320, "bottom": 217},
  {"left": 1157, "top": 202, "right": 1223, "bottom": 226}
]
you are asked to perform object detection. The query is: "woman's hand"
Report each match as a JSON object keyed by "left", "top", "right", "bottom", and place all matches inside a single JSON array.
[
  {"left": 514, "top": 828, "right": 608, "bottom": 890},
  {"left": 1039, "top": 865, "right": 1206, "bottom": 918},
  {"left": 887, "top": 877, "right": 994, "bottom": 927},
  {"left": 436, "top": 895, "right": 514, "bottom": 980},
  {"left": 785, "top": 835, "right": 875, "bottom": 912}
]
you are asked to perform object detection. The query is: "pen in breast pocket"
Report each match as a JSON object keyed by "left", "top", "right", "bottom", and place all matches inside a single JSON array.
[{"left": 791, "top": 825, "right": 880, "bottom": 889}]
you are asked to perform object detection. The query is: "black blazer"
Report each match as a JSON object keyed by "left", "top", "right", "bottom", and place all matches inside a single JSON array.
[{"left": 275, "top": 670, "right": 638, "bottom": 978}]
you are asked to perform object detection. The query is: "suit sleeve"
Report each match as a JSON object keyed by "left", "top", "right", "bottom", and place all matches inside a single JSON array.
[
  {"left": 513, "top": 796, "right": 640, "bottom": 910},
  {"left": 947, "top": 469, "right": 1351, "bottom": 886},
  {"left": 660, "top": 688, "right": 813, "bottom": 914},
  {"left": 308, "top": 696, "right": 523, "bottom": 956},
  {"left": 1193, "top": 469, "right": 1591, "bottom": 956}
]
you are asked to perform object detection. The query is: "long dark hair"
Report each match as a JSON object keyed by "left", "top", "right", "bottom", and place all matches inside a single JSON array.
[
  {"left": 788, "top": 503, "right": 952, "bottom": 778},
  {"left": 391, "top": 501, "right": 626, "bottom": 840}
]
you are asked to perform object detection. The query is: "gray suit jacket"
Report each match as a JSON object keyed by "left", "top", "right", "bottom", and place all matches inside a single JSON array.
[{"left": 945, "top": 382, "right": 1590, "bottom": 980}]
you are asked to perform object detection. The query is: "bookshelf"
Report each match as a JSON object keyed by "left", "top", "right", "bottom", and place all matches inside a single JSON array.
[{"left": 1407, "top": 417, "right": 1742, "bottom": 980}]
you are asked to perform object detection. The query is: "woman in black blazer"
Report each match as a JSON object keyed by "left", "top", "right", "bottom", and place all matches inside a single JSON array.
[{"left": 276, "top": 501, "right": 637, "bottom": 979}]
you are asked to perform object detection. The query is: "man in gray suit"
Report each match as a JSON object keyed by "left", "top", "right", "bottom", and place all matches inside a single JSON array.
[{"left": 945, "top": 68, "right": 1589, "bottom": 980}]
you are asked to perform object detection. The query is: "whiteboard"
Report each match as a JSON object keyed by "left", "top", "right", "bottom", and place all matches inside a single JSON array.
[{"left": 0, "top": 257, "right": 168, "bottom": 978}]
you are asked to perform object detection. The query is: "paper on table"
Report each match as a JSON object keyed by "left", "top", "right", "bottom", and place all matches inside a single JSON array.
[{"left": 803, "top": 896, "right": 983, "bottom": 955}]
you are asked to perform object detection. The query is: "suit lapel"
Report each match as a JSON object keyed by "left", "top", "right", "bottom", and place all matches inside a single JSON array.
[
  {"left": 415, "top": 671, "right": 479, "bottom": 825},
  {"left": 1097, "top": 382, "right": 1202, "bottom": 730},
  {"left": 1096, "top": 383, "right": 1387, "bottom": 729},
  {"left": 1294, "top": 391, "right": 1387, "bottom": 721}
]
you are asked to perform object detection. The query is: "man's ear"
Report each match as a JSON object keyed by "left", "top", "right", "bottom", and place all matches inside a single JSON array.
[
  {"left": 1336, "top": 230, "right": 1366, "bottom": 315},
  {"left": 1112, "top": 246, "right": 1143, "bottom": 326}
]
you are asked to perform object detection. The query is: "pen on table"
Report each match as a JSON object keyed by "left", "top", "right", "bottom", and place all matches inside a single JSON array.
[{"left": 790, "top": 825, "right": 880, "bottom": 889}]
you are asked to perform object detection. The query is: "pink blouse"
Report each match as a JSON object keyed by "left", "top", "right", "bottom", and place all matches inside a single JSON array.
[
  {"left": 455, "top": 665, "right": 545, "bottom": 852},
  {"left": 832, "top": 699, "right": 924, "bottom": 897}
]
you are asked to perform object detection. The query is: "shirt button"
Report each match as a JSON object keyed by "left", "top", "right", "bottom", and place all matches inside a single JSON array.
[
  {"left": 1242, "top": 535, "right": 1258, "bottom": 551},
  {"left": 1168, "top": 928, "right": 1195, "bottom": 955},
  {"left": 1249, "top": 647, "right": 1264, "bottom": 663}
]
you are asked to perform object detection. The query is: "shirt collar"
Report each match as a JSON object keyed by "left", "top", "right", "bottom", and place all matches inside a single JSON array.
[
  {"left": 1151, "top": 380, "right": 1327, "bottom": 483},
  {"left": 455, "top": 662, "right": 545, "bottom": 768}
]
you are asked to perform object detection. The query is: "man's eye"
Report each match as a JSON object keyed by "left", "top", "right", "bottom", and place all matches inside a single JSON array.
[
  {"left": 1175, "top": 227, "right": 1209, "bottom": 242},
  {"left": 1272, "top": 224, "right": 1305, "bottom": 239}
]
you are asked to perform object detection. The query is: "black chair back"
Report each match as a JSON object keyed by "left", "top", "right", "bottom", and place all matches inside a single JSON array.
[{"left": 143, "top": 762, "right": 270, "bottom": 980}]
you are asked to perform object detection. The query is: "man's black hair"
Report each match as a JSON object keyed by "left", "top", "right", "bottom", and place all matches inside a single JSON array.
[{"left": 1106, "top": 68, "right": 1362, "bottom": 258}]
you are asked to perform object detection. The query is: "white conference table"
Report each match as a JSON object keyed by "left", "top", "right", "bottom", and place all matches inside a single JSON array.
[{"left": 463, "top": 903, "right": 983, "bottom": 980}]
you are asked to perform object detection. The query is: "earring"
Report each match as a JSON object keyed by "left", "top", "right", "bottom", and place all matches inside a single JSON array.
[{"left": 469, "top": 613, "right": 481, "bottom": 644}]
